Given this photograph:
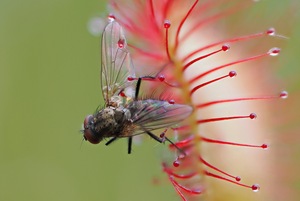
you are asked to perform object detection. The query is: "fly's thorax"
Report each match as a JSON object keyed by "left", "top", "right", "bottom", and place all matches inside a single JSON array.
[{"left": 93, "top": 106, "right": 131, "bottom": 138}]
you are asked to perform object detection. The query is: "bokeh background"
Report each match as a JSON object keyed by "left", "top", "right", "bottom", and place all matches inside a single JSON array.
[{"left": 0, "top": 0, "right": 299, "bottom": 201}]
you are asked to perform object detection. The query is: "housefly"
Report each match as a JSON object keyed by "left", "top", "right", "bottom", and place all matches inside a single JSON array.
[{"left": 82, "top": 19, "right": 193, "bottom": 154}]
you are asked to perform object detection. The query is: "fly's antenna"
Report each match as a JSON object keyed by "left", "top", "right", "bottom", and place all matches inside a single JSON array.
[
  {"left": 78, "top": 127, "right": 85, "bottom": 149},
  {"left": 79, "top": 137, "right": 85, "bottom": 149}
]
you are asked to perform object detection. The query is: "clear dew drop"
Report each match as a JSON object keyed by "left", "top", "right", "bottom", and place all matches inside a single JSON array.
[
  {"left": 229, "top": 71, "right": 237, "bottom": 77},
  {"left": 173, "top": 160, "right": 180, "bottom": 167},
  {"left": 249, "top": 113, "right": 257, "bottom": 119},
  {"left": 222, "top": 44, "right": 230, "bottom": 52},
  {"left": 168, "top": 100, "right": 175, "bottom": 104},
  {"left": 127, "top": 76, "right": 134, "bottom": 81},
  {"left": 108, "top": 14, "right": 115, "bottom": 22},
  {"left": 235, "top": 176, "right": 241, "bottom": 182},
  {"left": 158, "top": 74, "right": 165, "bottom": 82},
  {"left": 164, "top": 20, "right": 171, "bottom": 28},
  {"left": 266, "top": 27, "right": 275, "bottom": 36},
  {"left": 280, "top": 91, "right": 288, "bottom": 99},
  {"left": 269, "top": 47, "right": 280, "bottom": 56},
  {"left": 119, "top": 91, "right": 126, "bottom": 97},
  {"left": 252, "top": 184, "right": 260, "bottom": 192},
  {"left": 261, "top": 143, "right": 269, "bottom": 150},
  {"left": 118, "top": 39, "right": 125, "bottom": 48}
]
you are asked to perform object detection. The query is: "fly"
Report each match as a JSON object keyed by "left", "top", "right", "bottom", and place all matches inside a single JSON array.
[{"left": 82, "top": 19, "right": 193, "bottom": 154}]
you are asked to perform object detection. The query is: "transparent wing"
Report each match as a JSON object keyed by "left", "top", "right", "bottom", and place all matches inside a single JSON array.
[
  {"left": 101, "top": 20, "right": 135, "bottom": 103},
  {"left": 128, "top": 100, "right": 193, "bottom": 134}
]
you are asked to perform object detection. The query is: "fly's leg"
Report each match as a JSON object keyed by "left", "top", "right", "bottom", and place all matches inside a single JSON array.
[
  {"left": 105, "top": 137, "right": 118, "bottom": 146},
  {"left": 135, "top": 77, "right": 142, "bottom": 100},
  {"left": 128, "top": 137, "right": 132, "bottom": 154},
  {"left": 144, "top": 129, "right": 186, "bottom": 156},
  {"left": 144, "top": 130, "right": 164, "bottom": 143},
  {"left": 126, "top": 77, "right": 158, "bottom": 154},
  {"left": 129, "top": 76, "right": 157, "bottom": 153},
  {"left": 132, "top": 75, "right": 178, "bottom": 100},
  {"left": 106, "top": 136, "right": 133, "bottom": 154},
  {"left": 134, "top": 76, "right": 166, "bottom": 100},
  {"left": 164, "top": 136, "right": 186, "bottom": 157},
  {"left": 131, "top": 76, "right": 180, "bottom": 154}
]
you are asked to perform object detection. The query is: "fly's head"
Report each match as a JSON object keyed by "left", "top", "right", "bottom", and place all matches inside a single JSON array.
[
  {"left": 83, "top": 107, "right": 128, "bottom": 144},
  {"left": 83, "top": 114, "right": 101, "bottom": 144}
]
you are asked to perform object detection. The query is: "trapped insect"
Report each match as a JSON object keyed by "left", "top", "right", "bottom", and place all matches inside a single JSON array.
[{"left": 82, "top": 19, "right": 192, "bottom": 154}]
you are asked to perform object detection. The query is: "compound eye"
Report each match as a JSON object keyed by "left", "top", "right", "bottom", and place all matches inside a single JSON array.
[
  {"left": 83, "top": 115, "right": 100, "bottom": 144},
  {"left": 84, "top": 115, "right": 93, "bottom": 129}
]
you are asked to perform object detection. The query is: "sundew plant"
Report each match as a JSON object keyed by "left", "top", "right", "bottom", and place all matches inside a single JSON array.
[{"left": 88, "top": 0, "right": 290, "bottom": 200}]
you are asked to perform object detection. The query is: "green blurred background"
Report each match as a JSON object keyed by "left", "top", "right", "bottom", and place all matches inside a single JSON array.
[{"left": 0, "top": 0, "right": 299, "bottom": 201}]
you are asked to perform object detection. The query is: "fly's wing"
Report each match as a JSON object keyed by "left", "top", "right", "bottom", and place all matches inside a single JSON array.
[
  {"left": 128, "top": 100, "right": 193, "bottom": 134},
  {"left": 101, "top": 20, "right": 135, "bottom": 103}
]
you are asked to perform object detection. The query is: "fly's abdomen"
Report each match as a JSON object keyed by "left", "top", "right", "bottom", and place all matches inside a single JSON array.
[{"left": 128, "top": 99, "right": 193, "bottom": 132}]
